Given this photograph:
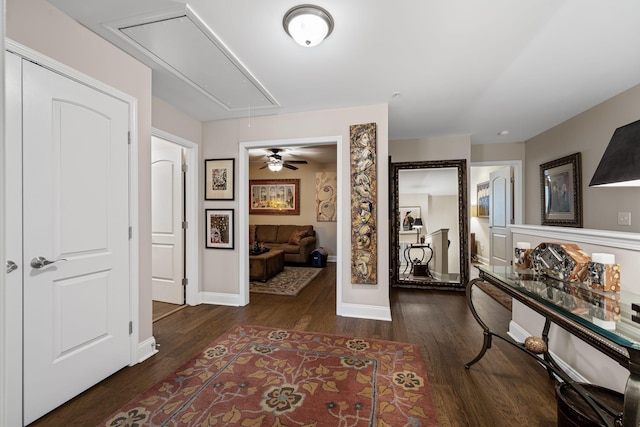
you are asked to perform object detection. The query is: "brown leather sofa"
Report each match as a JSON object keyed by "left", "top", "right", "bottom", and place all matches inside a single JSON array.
[{"left": 252, "top": 224, "right": 317, "bottom": 264}]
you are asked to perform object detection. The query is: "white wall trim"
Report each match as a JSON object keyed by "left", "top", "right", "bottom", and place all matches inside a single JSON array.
[
  {"left": 0, "top": 6, "right": 7, "bottom": 425},
  {"left": 137, "top": 336, "right": 159, "bottom": 363},
  {"left": 508, "top": 320, "right": 589, "bottom": 384},
  {"left": 200, "top": 291, "right": 244, "bottom": 307},
  {"left": 511, "top": 224, "right": 640, "bottom": 251},
  {"left": 151, "top": 128, "right": 200, "bottom": 306},
  {"left": 239, "top": 136, "right": 343, "bottom": 312},
  {"left": 339, "top": 303, "right": 392, "bottom": 322}
]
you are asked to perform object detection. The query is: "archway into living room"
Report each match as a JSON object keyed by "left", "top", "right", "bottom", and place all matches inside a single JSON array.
[{"left": 239, "top": 137, "right": 343, "bottom": 308}]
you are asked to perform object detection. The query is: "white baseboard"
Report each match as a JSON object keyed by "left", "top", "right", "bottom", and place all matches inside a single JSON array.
[
  {"left": 200, "top": 291, "right": 244, "bottom": 306},
  {"left": 136, "top": 336, "right": 158, "bottom": 364},
  {"left": 508, "top": 321, "right": 588, "bottom": 383},
  {"left": 338, "top": 303, "right": 392, "bottom": 321},
  {"left": 328, "top": 256, "right": 337, "bottom": 263}
]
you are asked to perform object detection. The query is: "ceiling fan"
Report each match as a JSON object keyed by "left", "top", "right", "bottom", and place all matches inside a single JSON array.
[{"left": 260, "top": 148, "right": 308, "bottom": 171}]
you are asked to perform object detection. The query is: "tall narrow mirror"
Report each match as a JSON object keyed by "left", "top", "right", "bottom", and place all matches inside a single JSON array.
[{"left": 390, "top": 159, "right": 469, "bottom": 290}]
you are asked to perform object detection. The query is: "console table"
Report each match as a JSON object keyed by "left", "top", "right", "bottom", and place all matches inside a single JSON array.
[
  {"left": 402, "top": 243, "right": 433, "bottom": 277},
  {"left": 467, "top": 265, "right": 640, "bottom": 427}
]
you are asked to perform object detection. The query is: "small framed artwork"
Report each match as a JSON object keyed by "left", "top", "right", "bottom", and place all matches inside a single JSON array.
[
  {"left": 205, "top": 209, "right": 234, "bottom": 249},
  {"left": 205, "top": 158, "right": 234, "bottom": 200},
  {"left": 399, "top": 206, "right": 421, "bottom": 232},
  {"left": 540, "top": 152, "right": 582, "bottom": 228},
  {"left": 476, "top": 181, "right": 490, "bottom": 218},
  {"left": 249, "top": 179, "right": 300, "bottom": 215}
]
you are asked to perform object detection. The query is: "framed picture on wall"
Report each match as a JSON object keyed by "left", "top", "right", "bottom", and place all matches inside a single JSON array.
[
  {"left": 205, "top": 158, "right": 234, "bottom": 200},
  {"left": 540, "top": 152, "right": 582, "bottom": 228},
  {"left": 205, "top": 209, "right": 234, "bottom": 249},
  {"left": 476, "top": 181, "right": 490, "bottom": 218},
  {"left": 249, "top": 179, "right": 300, "bottom": 215},
  {"left": 399, "top": 206, "right": 421, "bottom": 231}
]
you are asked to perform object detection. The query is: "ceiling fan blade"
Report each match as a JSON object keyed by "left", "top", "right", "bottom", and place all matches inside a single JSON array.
[
  {"left": 283, "top": 163, "right": 298, "bottom": 170},
  {"left": 286, "top": 160, "right": 308, "bottom": 164},
  {"left": 259, "top": 164, "right": 268, "bottom": 169}
]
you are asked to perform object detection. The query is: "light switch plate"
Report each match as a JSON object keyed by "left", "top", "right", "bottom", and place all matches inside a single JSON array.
[{"left": 618, "top": 212, "right": 631, "bottom": 226}]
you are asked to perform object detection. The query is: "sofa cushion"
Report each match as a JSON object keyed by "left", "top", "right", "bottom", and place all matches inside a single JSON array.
[
  {"left": 276, "top": 225, "right": 314, "bottom": 243},
  {"left": 255, "top": 225, "right": 278, "bottom": 243}
]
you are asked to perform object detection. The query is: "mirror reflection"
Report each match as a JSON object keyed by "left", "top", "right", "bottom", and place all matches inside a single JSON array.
[{"left": 391, "top": 160, "right": 468, "bottom": 290}]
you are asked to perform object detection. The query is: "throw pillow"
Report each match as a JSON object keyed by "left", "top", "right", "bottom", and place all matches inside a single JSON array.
[{"left": 288, "top": 230, "right": 308, "bottom": 245}]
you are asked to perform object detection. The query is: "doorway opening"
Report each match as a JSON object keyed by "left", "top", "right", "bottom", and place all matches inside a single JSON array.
[
  {"left": 151, "top": 129, "right": 199, "bottom": 322},
  {"left": 239, "top": 137, "right": 343, "bottom": 309}
]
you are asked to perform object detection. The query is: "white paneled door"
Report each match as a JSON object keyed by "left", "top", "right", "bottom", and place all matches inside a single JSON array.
[
  {"left": 489, "top": 166, "right": 513, "bottom": 267},
  {"left": 151, "top": 136, "right": 185, "bottom": 304},
  {"left": 20, "top": 59, "right": 131, "bottom": 424}
]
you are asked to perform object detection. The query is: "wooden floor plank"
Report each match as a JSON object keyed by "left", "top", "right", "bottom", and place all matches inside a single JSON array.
[{"left": 29, "top": 263, "right": 558, "bottom": 426}]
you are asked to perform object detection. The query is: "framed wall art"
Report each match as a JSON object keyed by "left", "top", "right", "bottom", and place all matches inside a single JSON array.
[
  {"left": 205, "top": 209, "right": 234, "bottom": 249},
  {"left": 540, "top": 152, "right": 582, "bottom": 227},
  {"left": 476, "top": 181, "right": 490, "bottom": 218},
  {"left": 205, "top": 158, "right": 234, "bottom": 200},
  {"left": 249, "top": 179, "right": 300, "bottom": 215},
  {"left": 399, "top": 206, "right": 420, "bottom": 232}
]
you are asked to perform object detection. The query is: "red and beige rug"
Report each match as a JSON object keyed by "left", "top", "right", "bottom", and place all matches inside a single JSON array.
[
  {"left": 101, "top": 325, "right": 438, "bottom": 426},
  {"left": 250, "top": 267, "right": 322, "bottom": 296}
]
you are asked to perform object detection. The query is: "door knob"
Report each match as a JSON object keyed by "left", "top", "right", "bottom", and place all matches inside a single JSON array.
[
  {"left": 6, "top": 260, "right": 18, "bottom": 274},
  {"left": 30, "top": 256, "right": 67, "bottom": 269}
]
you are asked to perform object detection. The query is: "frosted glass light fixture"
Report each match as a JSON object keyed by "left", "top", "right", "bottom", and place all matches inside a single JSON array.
[
  {"left": 268, "top": 159, "right": 283, "bottom": 172},
  {"left": 283, "top": 5, "right": 334, "bottom": 47}
]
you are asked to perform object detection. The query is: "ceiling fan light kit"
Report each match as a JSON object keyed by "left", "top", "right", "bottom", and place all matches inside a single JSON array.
[
  {"left": 260, "top": 148, "right": 308, "bottom": 172},
  {"left": 283, "top": 4, "right": 334, "bottom": 47}
]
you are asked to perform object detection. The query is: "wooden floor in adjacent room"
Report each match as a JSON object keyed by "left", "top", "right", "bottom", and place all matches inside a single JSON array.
[{"left": 30, "top": 262, "right": 558, "bottom": 426}]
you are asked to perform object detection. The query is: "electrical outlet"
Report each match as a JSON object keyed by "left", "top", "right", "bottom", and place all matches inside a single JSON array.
[{"left": 618, "top": 212, "right": 631, "bottom": 226}]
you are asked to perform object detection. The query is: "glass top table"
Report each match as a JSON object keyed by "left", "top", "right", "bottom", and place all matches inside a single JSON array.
[
  {"left": 467, "top": 265, "right": 640, "bottom": 427},
  {"left": 476, "top": 265, "right": 640, "bottom": 352}
]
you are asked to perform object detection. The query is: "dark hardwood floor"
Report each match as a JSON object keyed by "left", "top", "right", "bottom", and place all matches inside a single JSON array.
[{"left": 30, "top": 262, "right": 557, "bottom": 426}]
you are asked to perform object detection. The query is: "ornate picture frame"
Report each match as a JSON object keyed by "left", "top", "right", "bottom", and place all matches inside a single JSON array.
[
  {"left": 205, "top": 209, "right": 234, "bottom": 249},
  {"left": 205, "top": 158, "right": 234, "bottom": 200},
  {"left": 540, "top": 152, "right": 582, "bottom": 228},
  {"left": 476, "top": 181, "right": 490, "bottom": 218},
  {"left": 249, "top": 179, "right": 300, "bottom": 215}
]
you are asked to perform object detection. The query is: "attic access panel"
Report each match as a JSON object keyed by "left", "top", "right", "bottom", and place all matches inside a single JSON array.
[{"left": 119, "top": 12, "right": 277, "bottom": 111}]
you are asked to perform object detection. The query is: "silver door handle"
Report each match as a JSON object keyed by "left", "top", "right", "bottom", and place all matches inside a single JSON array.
[
  {"left": 6, "top": 260, "right": 18, "bottom": 274},
  {"left": 30, "top": 256, "right": 67, "bottom": 269}
]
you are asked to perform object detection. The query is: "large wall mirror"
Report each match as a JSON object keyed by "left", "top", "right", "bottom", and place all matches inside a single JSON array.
[{"left": 390, "top": 159, "right": 469, "bottom": 290}]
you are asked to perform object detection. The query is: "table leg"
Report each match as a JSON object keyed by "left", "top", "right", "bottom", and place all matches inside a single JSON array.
[
  {"left": 465, "top": 278, "right": 493, "bottom": 368},
  {"left": 623, "top": 349, "right": 640, "bottom": 427}
]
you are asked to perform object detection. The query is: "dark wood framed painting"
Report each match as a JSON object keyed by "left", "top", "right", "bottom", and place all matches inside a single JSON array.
[
  {"left": 540, "top": 152, "right": 582, "bottom": 227},
  {"left": 476, "top": 181, "right": 490, "bottom": 218},
  {"left": 249, "top": 179, "right": 300, "bottom": 215},
  {"left": 205, "top": 158, "right": 234, "bottom": 200}
]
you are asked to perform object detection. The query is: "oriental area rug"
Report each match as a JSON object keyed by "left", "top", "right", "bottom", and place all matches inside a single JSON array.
[
  {"left": 100, "top": 325, "right": 439, "bottom": 427},
  {"left": 250, "top": 267, "right": 322, "bottom": 296}
]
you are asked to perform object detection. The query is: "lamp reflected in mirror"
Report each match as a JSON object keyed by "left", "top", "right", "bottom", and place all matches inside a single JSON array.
[{"left": 414, "top": 218, "right": 423, "bottom": 243}]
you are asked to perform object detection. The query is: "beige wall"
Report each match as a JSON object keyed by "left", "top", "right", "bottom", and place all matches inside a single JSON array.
[
  {"left": 7, "top": 0, "right": 154, "bottom": 341},
  {"left": 524, "top": 83, "right": 640, "bottom": 231},
  {"left": 471, "top": 141, "right": 526, "bottom": 163},
  {"left": 152, "top": 97, "right": 202, "bottom": 145},
  {"left": 389, "top": 135, "right": 471, "bottom": 162},
  {"left": 249, "top": 162, "right": 337, "bottom": 256},
  {"left": 203, "top": 104, "right": 389, "bottom": 308}
]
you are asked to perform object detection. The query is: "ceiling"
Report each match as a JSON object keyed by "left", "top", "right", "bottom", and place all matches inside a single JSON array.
[{"left": 50, "top": 0, "right": 640, "bottom": 144}]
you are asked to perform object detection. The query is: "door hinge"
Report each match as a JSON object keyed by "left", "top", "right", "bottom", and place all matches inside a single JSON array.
[
  {"left": 182, "top": 278, "right": 189, "bottom": 287},
  {"left": 129, "top": 321, "right": 133, "bottom": 335},
  {"left": 182, "top": 221, "right": 188, "bottom": 229},
  {"left": 129, "top": 226, "right": 133, "bottom": 239},
  {"left": 128, "top": 131, "right": 131, "bottom": 145},
  {"left": 182, "top": 163, "right": 188, "bottom": 173}
]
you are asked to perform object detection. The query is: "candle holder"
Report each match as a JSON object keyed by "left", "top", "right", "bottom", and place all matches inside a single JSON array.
[{"left": 588, "top": 253, "right": 620, "bottom": 292}]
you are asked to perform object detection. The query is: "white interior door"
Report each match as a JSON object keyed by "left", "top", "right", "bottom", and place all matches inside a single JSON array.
[
  {"left": 489, "top": 166, "right": 513, "bottom": 266},
  {"left": 151, "top": 136, "right": 185, "bottom": 304},
  {"left": 21, "top": 60, "right": 131, "bottom": 424}
]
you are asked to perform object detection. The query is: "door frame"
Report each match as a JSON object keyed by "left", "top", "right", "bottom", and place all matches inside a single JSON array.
[
  {"left": 238, "top": 137, "right": 343, "bottom": 308},
  {"left": 3, "top": 39, "right": 140, "bottom": 425},
  {"left": 151, "top": 129, "right": 199, "bottom": 305}
]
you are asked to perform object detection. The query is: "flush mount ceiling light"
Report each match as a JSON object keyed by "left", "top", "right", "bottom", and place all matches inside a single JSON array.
[{"left": 283, "top": 4, "right": 334, "bottom": 47}]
